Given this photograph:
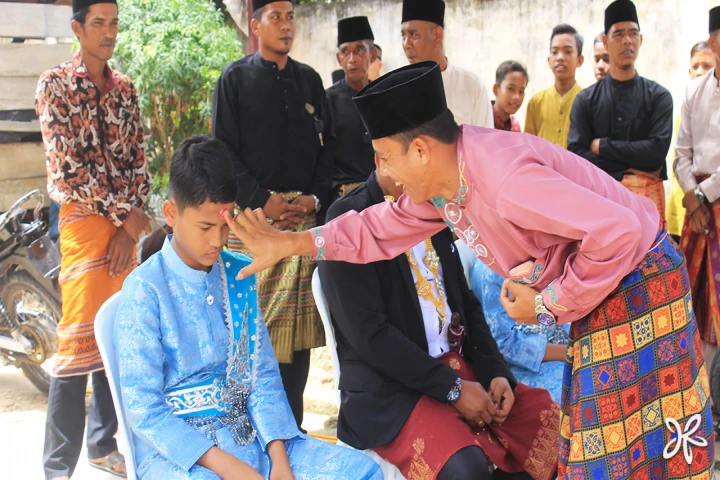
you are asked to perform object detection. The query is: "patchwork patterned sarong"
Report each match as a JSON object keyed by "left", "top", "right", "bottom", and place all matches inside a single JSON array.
[
  {"left": 227, "top": 191, "right": 324, "bottom": 364},
  {"left": 622, "top": 173, "right": 666, "bottom": 220},
  {"left": 680, "top": 192, "right": 720, "bottom": 345},
  {"left": 55, "top": 203, "right": 135, "bottom": 376},
  {"left": 559, "top": 230, "right": 715, "bottom": 479},
  {"left": 374, "top": 353, "right": 560, "bottom": 480}
]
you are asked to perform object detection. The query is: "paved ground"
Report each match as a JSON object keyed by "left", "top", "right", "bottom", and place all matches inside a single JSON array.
[{"left": 0, "top": 347, "right": 339, "bottom": 480}]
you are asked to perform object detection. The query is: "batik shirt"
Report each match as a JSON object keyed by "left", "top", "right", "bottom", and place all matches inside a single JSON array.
[{"left": 36, "top": 53, "right": 150, "bottom": 227}]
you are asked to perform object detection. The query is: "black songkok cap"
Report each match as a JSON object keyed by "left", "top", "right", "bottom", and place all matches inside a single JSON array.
[
  {"left": 710, "top": 6, "right": 720, "bottom": 33},
  {"left": 252, "top": 0, "right": 290, "bottom": 12},
  {"left": 72, "top": 0, "right": 116, "bottom": 14},
  {"left": 604, "top": 0, "right": 639, "bottom": 34},
  {"left": 331, "top": 69, "right": 344, "bottom": 84},
  {"left": 352, "top": 61, "right": 449, "bottom": 140},
  {"left": 337, "top": 16, "right": 374, "bottom": 47},
  {"left": 402, "top": 0, "right": 445, "bottom": 28}
]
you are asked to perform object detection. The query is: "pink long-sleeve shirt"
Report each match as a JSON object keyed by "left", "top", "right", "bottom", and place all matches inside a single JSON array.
[{"left": 311, "top": 125, "right": 660, "bottom": 324}]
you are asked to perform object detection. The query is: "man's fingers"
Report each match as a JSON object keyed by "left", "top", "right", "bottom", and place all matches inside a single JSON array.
[
  {"left": 284, "top": 203, "right": 307, "bottom": 214},
  {"left": 223, "top": 210, "right": 246, "bottom": 235},
  {"left": 253, "top": 208, "right": 266, "bottom": 225},
  {"left": 237, "top": 262, "right": 264, "bottom": 281},
  {"left": 478, "top": 408, "right": 493, "bottom": 425}
]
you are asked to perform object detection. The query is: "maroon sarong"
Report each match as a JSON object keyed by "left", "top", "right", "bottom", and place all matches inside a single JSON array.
[{"left": 373, "top": 353, "right": 560, "bottom": 480}]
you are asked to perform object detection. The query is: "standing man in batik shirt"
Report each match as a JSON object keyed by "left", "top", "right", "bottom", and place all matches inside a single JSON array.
[
  {"left": 675, "top": 6, "right": 720, "bottom": 368},
  {"left": 524, "top": 24, "right": 584, "bottom": 148},
  {"left": 211, "top": 0, "right": 333, "bottom": 429},
  {"left": 35, "top": 1, "right": 151, "bottom": 478},
  {"left": 568, "top": 0, "right": 673, "bottom": 218},
  {"left": 327, "top": 16, "right": 377, "bottom": 201},
  {"left": 401, "top": 0, "right": 493, "bottom": 128}
]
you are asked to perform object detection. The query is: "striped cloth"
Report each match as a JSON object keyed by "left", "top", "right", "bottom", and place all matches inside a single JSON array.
[{"left": 54, "top": 203, "right": 135, "bottom": 376}]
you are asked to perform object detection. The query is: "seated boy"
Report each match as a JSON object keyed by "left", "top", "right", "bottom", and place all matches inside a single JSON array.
[{"left": 114, "top": 135, "right": 381, "bottom": 480}]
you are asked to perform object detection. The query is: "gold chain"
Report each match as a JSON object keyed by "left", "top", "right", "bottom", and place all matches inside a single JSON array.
[{"left": 405, "top": 239, "right": 449, "bottom": 334}]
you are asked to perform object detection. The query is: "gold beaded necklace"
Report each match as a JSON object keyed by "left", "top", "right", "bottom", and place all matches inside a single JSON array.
[
  {"left": 405, "top": 239, "right": 449, "bottom": 334},
  {"left": 385, "top": 194, "right": 449, "bottom": 334}
]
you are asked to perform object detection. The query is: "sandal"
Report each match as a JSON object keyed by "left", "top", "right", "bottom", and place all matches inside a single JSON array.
[{"left": 89, "top": 451, "right": 127, "bottom": 478}]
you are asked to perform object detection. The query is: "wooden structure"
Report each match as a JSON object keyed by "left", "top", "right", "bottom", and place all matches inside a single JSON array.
[{"left": 0, "top": 1, "right": 73, "bottom": 210}]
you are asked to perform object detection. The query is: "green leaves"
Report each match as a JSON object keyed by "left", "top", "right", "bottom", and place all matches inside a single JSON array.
[{"left": 113, "top": 0, "right": 243, "bottom": 197}]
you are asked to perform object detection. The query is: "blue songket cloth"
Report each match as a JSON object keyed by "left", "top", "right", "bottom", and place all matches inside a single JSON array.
[
  {"left": 470, "top": 261, "right": 568, "bottom": 404},
  {"left": 115, "top": 238, "right": 381, "bottom": 479}
]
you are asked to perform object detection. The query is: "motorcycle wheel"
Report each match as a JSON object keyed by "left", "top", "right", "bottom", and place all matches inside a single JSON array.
[{"left": 1, "top": 272, "right": 60, "bottom": 395}]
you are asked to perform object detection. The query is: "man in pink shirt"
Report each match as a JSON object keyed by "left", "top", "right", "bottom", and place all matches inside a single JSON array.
[{"left": 225, "top": 61, "right": 714, "bottom": 478}]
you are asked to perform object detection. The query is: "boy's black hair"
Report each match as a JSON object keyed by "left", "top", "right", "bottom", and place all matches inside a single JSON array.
[
  {"left": 169, "top": 135, "right": 237, "bottom": 211},
  {"left": 551, "top": 24, "right": 584, "bottom": 57},
  {"left": 495, "top": 60, "right": 529, "bottom": 85}
]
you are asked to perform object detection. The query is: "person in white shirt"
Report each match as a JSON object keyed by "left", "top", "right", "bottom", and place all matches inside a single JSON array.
[
  {"left": 674, "top": 6, "right": 720, "bottom": 360},
  {"left": 399, "top": 0, "right": 493, "bottom": 128}
]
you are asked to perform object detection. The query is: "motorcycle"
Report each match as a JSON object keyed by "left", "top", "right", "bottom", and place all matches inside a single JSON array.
[{"left": 0, "top": 190, "right": 61, "bottom": 395}]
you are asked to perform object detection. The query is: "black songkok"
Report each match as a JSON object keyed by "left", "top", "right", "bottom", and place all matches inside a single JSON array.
[
  {"left": 72, "top": 0, "right": 116, "bottom": 14},
  {"left": 604, "top": 0, "right": 639, "bottom": 34},
  {"left": 710, "top": 6, "right": 720, "bottom": 33},
  {"left": 352, "top": 61, "right": 449, "bottom": 140},
  {"left": 331, "top": 69, "right": 344, "bottom": 84},
  {"left": 402, "top": 0, "right": 445, "bottom": 28},
  {"left": 337, "top": 16, "right": 374, "bottom": 47},
  {"left": 252, "top": 0, "right": 290, "bottom": 12}
]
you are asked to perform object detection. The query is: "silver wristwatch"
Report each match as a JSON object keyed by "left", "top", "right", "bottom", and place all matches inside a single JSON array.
[
  {"left": 312, "top": 194, "right": 321, "bottom": 213},
  {"left": 694, "top": 185, "right": 706, "bottom": 205},
  {"left": 535, "top": 293, "right": 557, "bottom": 326}
]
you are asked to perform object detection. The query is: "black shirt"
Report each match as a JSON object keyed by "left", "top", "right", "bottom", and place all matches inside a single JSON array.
[
  {"left": 568, "top": 72, "right": 673, "bottom": 181},
  {"left": 326, "top": 78, "right": 375, "bottom": 191},
  {"left": 212, "top": 53, "right": 334, "bottom": 214}
]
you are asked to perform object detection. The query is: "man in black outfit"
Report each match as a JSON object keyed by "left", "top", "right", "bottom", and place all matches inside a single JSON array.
[{"left": 318, "top": 165, "right": 559, "bottom": 480}]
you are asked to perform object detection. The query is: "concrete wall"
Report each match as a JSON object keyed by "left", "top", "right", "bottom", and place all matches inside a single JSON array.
[{"left": 291, "top": 0, "right": 718, "bottom": 128}]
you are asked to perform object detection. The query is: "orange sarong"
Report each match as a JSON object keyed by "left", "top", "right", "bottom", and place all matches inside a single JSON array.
[
  {"left": 54, "top": 203, "right": 135, "bottom": 377},
  {"left": 621, "top": 173, "right": 666, "bottom": 219}
]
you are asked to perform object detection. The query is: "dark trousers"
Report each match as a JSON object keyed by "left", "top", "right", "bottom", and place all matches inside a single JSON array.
[
  {"left": 278, "top": 348, "right": 311, "bottom": 430},
  {"left": 43, "top": 370, "right": 119, "bottom": 479},
  {"left": 437, "top": 446, "right": 534, "bottom": 480}
]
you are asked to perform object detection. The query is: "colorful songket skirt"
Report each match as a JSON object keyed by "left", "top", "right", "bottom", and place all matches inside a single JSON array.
[
  {"left": 680, "top": 178, "right": 720, "bottom": 345},
  {"left": 559, "top": 230, "right": 715, "bottom": 479},
  {"left": 373, "top": 352, "right": 560, "bottom": 480},
  {"left": 227, "top": 191, "right": 324, "bottom": 364}
]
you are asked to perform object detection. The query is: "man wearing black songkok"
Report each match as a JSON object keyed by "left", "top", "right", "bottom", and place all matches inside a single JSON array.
[
  {"left": 211, "top": 0, "right": 333, "bottom": 430},
  {"left": 326, "top": 16, "right": 377, "bottom": 202},
  {"left": 568, "top": 0, "right": 673, "bottom": 219}
]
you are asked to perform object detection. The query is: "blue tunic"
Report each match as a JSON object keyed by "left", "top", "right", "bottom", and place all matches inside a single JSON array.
[
  {"left": 470, "top": 261, "right": 568, "bottom": 404},
  {"left": 114, "top": 238, "right": 381, "bottom": 479}
]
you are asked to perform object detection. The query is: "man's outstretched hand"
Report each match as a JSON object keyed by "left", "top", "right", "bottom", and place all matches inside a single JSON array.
[{"left": 223, "top": 208, "right": 314, "bottom": 279}]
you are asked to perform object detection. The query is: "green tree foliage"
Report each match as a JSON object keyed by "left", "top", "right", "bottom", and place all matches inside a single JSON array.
[{"left": 113, "top": 0, "right": 243, "bottom": 196}]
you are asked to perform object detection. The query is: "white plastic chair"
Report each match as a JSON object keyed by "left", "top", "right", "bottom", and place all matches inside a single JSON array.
[
  {"left": 455, "top": 239, "right": 477, "bottom": 286},
  {"left": 311, "top": 269, "right": 406, "bottom": 480},
  {"left": 94, "top": 292, "right": 138, "bottom": 480}
]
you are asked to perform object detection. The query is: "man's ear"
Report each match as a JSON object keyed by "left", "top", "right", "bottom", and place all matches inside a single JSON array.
[
  {"left": 336, "top": 51, "right": 343, "bottom": 67},
  {"left": 433, "top": 25, "right": 444, "bottom": 48},
  {"left": 370, "top": 45, "right": 378, "bottom": 63},
  {"left": 250, "top": 18, "right": 260, "bottom": 37},
  {"left": 413, "top": 137, "right": 431, "bottom": 166},
  {"left": 493, "top": 83, "right": 500, "bottom": 97},
  {"left": 71, "top": 19, "right": 84, "bottom": 39},
  {"left": 163, "top": 200, "right": 178, "bottom": 228},
  {"left": 577, "top": 55, "right": 585, "bottom": 67}
]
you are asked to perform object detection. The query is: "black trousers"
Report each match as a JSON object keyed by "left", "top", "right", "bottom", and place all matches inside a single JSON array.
[
  {"left": 43, "top": 370, "right": 119, "bottom": 479},
  {"left": 437, "top": 446, "right": 535, "bottom": 480},
  {"left": 278, "top": 348, "right": 311, "bottom": 430}
]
